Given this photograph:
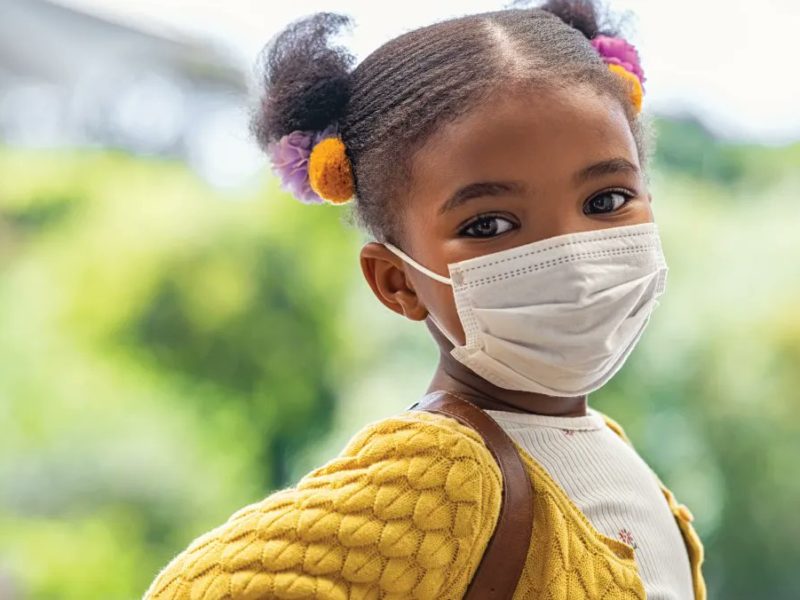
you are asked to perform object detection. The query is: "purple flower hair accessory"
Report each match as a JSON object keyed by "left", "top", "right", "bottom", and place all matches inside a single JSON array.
[
  {"left": 266, "top": 125, "right": 338, "bottom": 205},
  {"left": 590, "top": 34, "right": 646, "bottom": 86}
]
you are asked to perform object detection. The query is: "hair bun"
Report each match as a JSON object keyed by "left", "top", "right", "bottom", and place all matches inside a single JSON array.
[
  {"left": 539, "top": 0, "right": 604, "bottom": 39},
  {"left": 251, "top": 13, "right": 357, "bottom": 204},
  {"left": 251, "top": 13, "right": 355, "bottom": 146},
  {"left": 540, "top": 1, "right": 644, "bottom": 113}
]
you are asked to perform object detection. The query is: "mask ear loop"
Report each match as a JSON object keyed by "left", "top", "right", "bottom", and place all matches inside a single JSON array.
[
  {"left": 383, "top": 243, "right": 453, "bottom": 286},
  {"left": 381, "top": 243, "right": 463, "bottom": 348}
]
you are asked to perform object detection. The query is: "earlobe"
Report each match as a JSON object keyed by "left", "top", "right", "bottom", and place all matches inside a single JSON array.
[{"left": 359, "top": 242, "right": 429, "bottom": 321}]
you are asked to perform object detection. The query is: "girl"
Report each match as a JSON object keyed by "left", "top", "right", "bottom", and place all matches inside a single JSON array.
[{"left": 145, "top": 1, "right": 706, "bottom": 598}]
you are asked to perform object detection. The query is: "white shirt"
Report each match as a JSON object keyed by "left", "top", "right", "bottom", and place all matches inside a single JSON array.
[{"left": 485, "top": 406, "right": 695, "bottom": 600}]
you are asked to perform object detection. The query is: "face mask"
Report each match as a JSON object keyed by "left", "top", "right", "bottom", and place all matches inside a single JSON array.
[{"left": 383, "top": 222, "right": 668, "bottom": 397}]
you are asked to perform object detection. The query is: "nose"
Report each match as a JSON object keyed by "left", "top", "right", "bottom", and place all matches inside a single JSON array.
[{"left": 533, "top": 213, "right": 593, "bottom": 243}]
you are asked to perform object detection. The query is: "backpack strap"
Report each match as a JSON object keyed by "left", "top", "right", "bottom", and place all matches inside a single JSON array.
[{"left": 410, "top": 390, "right": 533, "bottom": 599}]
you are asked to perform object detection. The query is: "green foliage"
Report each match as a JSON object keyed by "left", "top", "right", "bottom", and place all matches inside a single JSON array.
[
  {"left": 1, "top": 122, "right": 798, "bottom": 598},
  {"left": 653, "top": 116, "right": 800, "bottom": 191},
  {"left": 0, "top": 148, "right": 363, "bottom": 597}
]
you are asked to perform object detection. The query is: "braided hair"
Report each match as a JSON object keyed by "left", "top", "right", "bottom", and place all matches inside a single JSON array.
[{"left": 250, "top": 0, "right": 649, "bottom": 246}]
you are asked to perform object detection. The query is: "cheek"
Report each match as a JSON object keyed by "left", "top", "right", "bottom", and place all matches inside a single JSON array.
[
  {"left": 429, "top": 281, "right": 467, "bottom": 346},
  {"left": 630, "top": 196, "right": 655, "bottom": 222},
  {"left": 400, "top": 203, "right": 468, "bottom": 345}
]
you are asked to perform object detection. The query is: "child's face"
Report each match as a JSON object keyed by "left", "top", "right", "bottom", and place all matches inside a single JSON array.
[{"left": 360, "top": 84, "right": 652, "bottom": 349}]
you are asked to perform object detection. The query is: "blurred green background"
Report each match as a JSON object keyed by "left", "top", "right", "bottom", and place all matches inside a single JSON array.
[
  {"left": 2, "top": 1, "right": 799, "bottom": 599},
  {"left": 2, "top": 117, "right": 799, "bottom": 600}
]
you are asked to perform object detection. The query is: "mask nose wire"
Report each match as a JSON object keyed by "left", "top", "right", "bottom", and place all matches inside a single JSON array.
[{"left": 382, "top": 243, "right": 453, "bottom": 286}]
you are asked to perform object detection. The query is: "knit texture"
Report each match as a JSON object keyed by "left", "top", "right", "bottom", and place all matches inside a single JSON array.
[{"left": 144, "top": 410, "right": 706, "bottom": 600}]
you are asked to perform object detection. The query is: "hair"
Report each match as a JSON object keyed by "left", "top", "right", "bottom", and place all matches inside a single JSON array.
[{"left": 250, "top": 0, "right": 651, "bottom": 246}]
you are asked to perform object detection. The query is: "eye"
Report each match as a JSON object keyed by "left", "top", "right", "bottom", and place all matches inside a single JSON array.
[
  {"left": 459, "top": 214, "right": 517, "bottom": 238},
  {"left": 583, "top": 189, "right": 634, "bottom": 215}
]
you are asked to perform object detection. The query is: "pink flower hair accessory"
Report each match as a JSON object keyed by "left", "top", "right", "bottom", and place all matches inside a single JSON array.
[
  {"left": 266, "top": 125, "right": 338, "bottom": 205},
  {"left": 590, "top": 34, "right": 645, "bottom": 87}
]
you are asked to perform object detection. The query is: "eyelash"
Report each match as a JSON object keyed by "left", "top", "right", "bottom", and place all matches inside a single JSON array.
[
  {"left": 458, "top": 213, "right": 517, "bottom": 238},
  {"left": 457, "top": 188, "right": 636, "bottom": 238},
  {"left": 583, "top": 188, "right": 635, "bottom": 215}
]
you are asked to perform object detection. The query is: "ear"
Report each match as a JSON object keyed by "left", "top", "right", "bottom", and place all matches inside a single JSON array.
[{"left": 360, "top": 242, "right": 429, "bottom": 321}]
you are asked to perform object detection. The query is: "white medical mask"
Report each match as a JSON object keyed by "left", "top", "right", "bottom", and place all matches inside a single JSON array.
[{"left": 384, "top": 222, "right": 668, "bottom": 397}]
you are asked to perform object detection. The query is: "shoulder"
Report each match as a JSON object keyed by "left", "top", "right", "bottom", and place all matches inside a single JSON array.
[
  {"left": 591, "top": 407, "right": 635, "bottom": 446},
  {"left": 327, "top": 409, "right": 501, "bottom": 480},
  {"left": 143, "top": 411, "right": 502, "bottom": 600}
]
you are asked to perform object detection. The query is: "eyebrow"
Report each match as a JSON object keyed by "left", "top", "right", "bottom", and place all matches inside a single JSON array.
[
  {"left": 573, "top": 157, "right": 639, "bottom": 185},
  {"left": 437, "top": 181, "right": 525, "bottom": 216}
]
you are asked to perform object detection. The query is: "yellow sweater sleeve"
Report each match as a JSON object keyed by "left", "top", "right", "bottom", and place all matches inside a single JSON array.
[{"left": 143, "top": 411, "right": 502, "bottom": 600}]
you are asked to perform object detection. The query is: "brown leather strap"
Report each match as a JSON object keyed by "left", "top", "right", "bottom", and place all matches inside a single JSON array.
[{"left": 411, "top": 390, "right": 533, "bottom": 600}]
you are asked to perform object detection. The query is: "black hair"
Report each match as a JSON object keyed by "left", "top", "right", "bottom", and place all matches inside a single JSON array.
[{"left": 250, "top": 0, "right": 648, "bottom": 246}]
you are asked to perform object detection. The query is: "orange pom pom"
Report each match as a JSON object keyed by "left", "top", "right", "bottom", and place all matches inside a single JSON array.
[
  {"left": 308, "top": 137, "right": 355, "bottom": 204},
  {"left": 608, "top": 63, "right": 643, "bottom": 114}
]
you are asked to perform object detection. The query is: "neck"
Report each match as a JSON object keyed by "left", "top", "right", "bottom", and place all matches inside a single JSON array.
[
  {"left": 427, "top": 360, "right": 588, "bottom": 417},
  {"left": 424, "top": 318, "right": 588, "bottom": 417}
]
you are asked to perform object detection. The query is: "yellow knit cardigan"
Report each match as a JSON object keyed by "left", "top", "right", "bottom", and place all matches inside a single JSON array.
[{"left": 144, "top": 409, "right": 706, "bottom": 600}]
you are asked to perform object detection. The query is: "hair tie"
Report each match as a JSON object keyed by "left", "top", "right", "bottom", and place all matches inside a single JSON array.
[
  {"left": 590, "top": 34, "right": 645, "bottom": 113},
  {"left": 266, "top": 125, "right": 355, "bottom": 205}
]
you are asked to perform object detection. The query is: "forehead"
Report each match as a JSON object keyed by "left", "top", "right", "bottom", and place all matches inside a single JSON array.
[{"left": 406, "top": 84, "right": 638, "bottom": 200}]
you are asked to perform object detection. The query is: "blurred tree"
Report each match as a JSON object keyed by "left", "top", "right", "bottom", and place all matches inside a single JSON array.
[{"left": 0, "top": 148, "right": 363, "bottom": 598}]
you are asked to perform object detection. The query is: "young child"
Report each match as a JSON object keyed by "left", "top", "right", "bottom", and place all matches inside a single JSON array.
[{"left": 144, "top": 1, "right": 706, "bottom": 598}]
